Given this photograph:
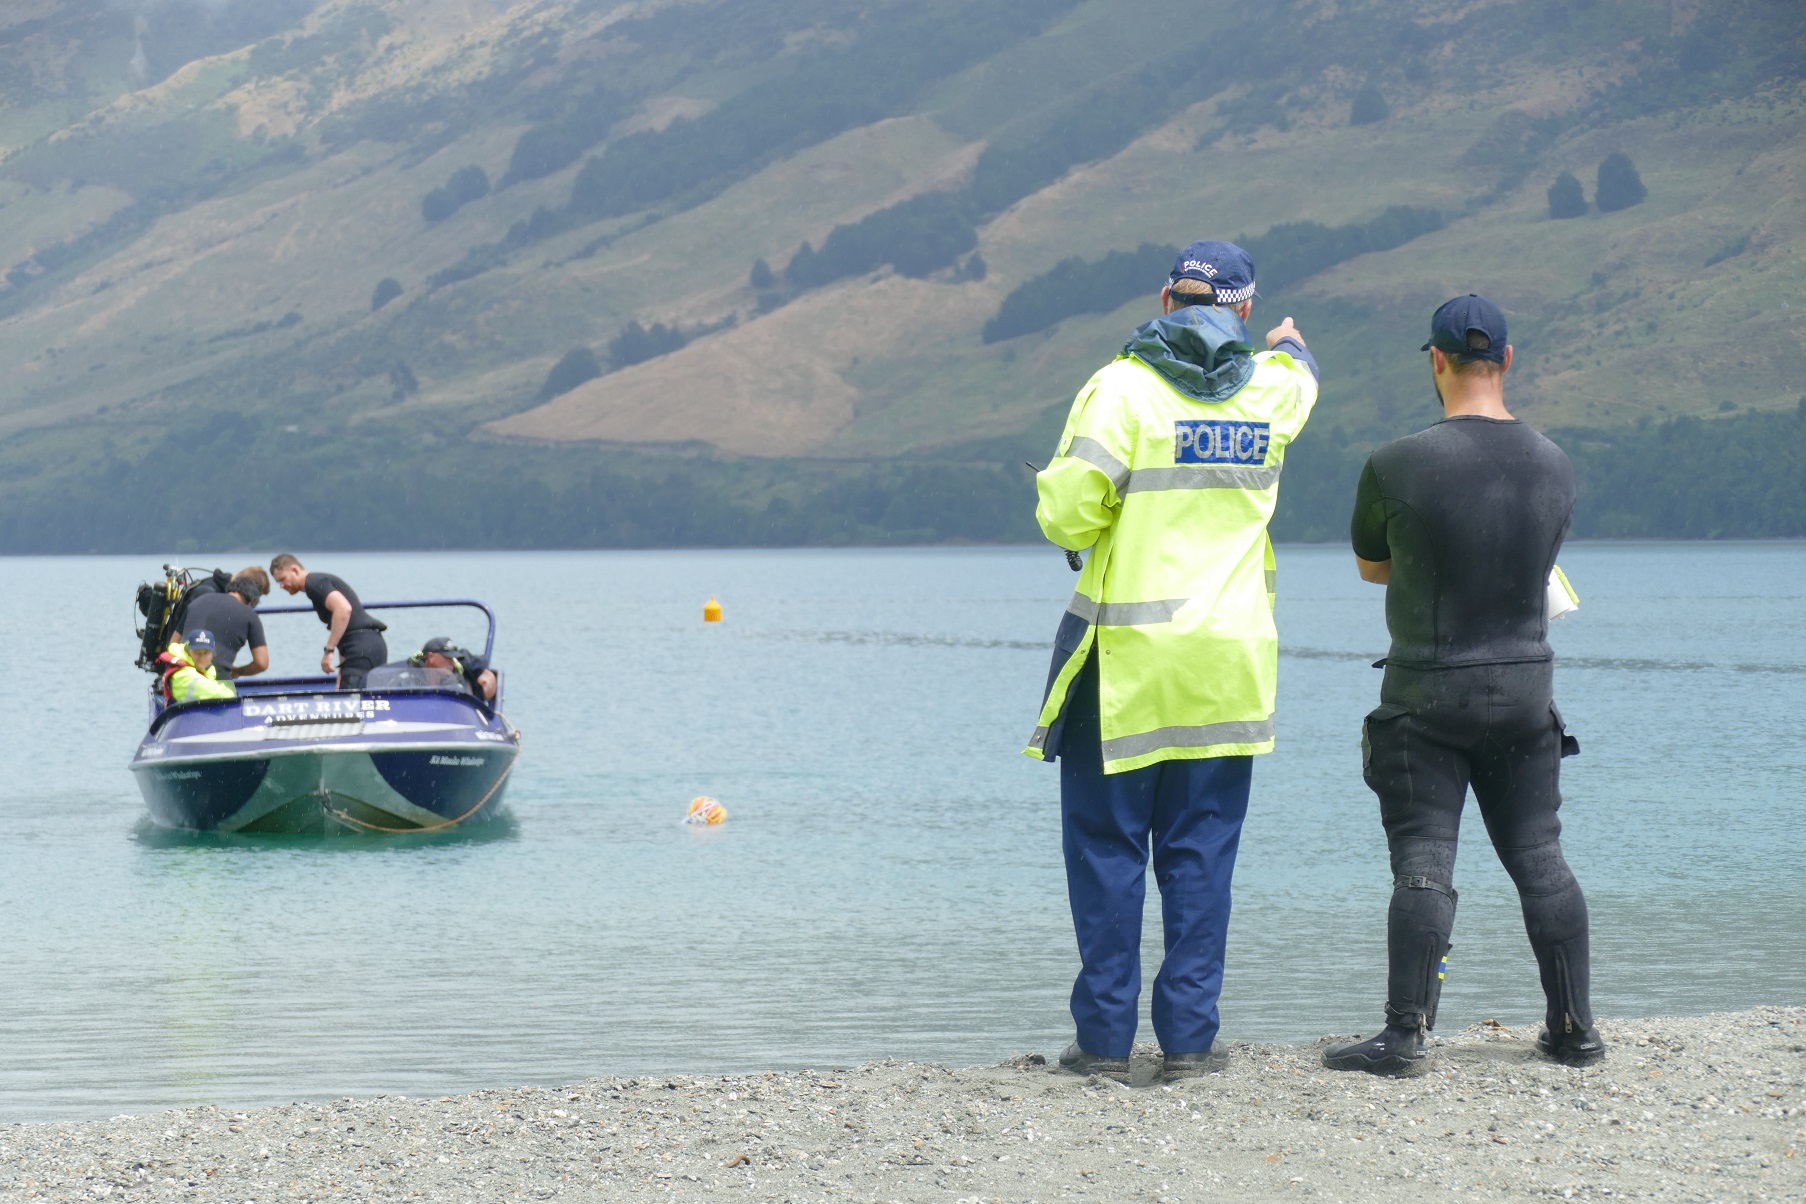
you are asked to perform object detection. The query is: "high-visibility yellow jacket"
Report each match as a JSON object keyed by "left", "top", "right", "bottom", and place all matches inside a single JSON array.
[
  {"left": 1024, "top": 305, "right": 1317, "bottom": 774},
  {"left": 160, "top": 642, "right": 238, "bottom": 705}
]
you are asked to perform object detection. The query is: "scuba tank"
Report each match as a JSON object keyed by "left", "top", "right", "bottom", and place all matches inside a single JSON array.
[{"left": 134, "top": 565, "right": 232, "bottom": 670}]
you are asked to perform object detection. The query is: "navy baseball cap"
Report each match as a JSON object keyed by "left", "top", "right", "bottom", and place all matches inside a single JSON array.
[
  {"left": 421, "top": 636, "right": 457, "bottom": 656},
  {"left": 1169, "top": 240, "right": 1258, "bottom": 305},
  {"left": 187, "top": 629, "right": 216, "bottom": 652},
  {"left": 1422, "top": 294, "right": 1508, "bottom": 364}
]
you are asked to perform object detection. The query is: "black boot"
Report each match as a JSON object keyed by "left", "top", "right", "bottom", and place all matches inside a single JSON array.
[
  {"left": 1534, "top": 938, "right": 1604, "bottom": 1066},
  {"left": 1536, "top": 1023, "right": 1606, "bottom": 1066},
  {"left": 1323, "top": 1020, "right": 1428, "bottom": 1077},
  {"left": 1057, "top": 1041, "right": 1130, "bottom": 1082},
  {"left": 1160, "top": 1045, "right": 1228, "bottom": 1082}
]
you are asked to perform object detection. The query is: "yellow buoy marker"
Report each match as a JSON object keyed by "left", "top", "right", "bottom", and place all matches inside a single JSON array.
[
  {"left": 685, "top": 796, "right": 727, "bottom": 826},
  {"left": 703, "top": 595, "right": 723, "bottom": 623}
]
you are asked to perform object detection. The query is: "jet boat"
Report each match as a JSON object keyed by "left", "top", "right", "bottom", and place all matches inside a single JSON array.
[{"left": 129, "top": 574, "right": 520, "bottom": 834}]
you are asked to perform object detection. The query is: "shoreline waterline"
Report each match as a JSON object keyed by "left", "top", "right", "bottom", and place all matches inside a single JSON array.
[{"left": 5, "top": 1007, "right": 1800, "bottom": 1202}]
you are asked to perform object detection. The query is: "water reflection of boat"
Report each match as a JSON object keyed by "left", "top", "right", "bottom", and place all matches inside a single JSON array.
[{"left": 130, "top": 597, "right": 521, "bottom": 834}]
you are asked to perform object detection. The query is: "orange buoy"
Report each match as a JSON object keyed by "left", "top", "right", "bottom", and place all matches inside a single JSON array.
[
  {"left": 703, "top": 595, "right": 723, "bottom": 623},
  {"left": 685, "top": 796, "right": 727, "bottom": 825}
]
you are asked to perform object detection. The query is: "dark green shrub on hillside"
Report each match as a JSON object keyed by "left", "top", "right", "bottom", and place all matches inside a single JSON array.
[
  {"left": 1350, "top": 83, "right": 1389, "bottom": 125},
  {"left": 982, "top": 207, "right": 1443, "bottom": 343},
  {"left": 427, "top": 242, "right": 507, "bottom": 289},
  {"left": 421, "top": 165, "right": 490, "bottom": 223},
  {"left": 564, "top": 0, "right": 1079, "bottom": 222},
  {"left": 749, "top": 258, "right": 775, "bottom": 289},
  {"left": 608, "top": 321, "right": 689, "bottom": 367},
  {"left": 785, "top": 193, "right": 976, "bottom": 288},
  {"left": 502, "top": 93, "right": 630, "bottom": 186},
  {"left": 1595, "top": 152, "right": 1647, "bottom": 212},
  {"left": 983, "top": 244, "right": 1173, "bottom": 344},
  {"left": 370, "top": 277, "right": 403, "bottom": 311},
  {"left": 967, "top": 57, "right": 1215, "bottom": 218},
  {"left": 540, "top": 347, "right": 601, "bottom": 399},
  {"left": 1547, "top": 172, "right": 1588, "bottom": 218},
  {"left": 1704, "top": 233, "right": 1751, "bottom": 268}
]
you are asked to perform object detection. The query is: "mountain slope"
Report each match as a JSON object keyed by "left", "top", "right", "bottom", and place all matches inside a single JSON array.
[{"left": 0, "top": 0, "right": 1802, "bottom": 551}]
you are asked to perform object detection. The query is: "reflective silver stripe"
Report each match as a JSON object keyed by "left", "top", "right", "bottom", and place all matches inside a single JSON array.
[
  {"left": 1102, "top": 716, "right": 1276, "bottom": 761},
  {"left": 1064, "top": 594, "right": 1188, "bottom": 626},
  {"left": 1027, "top": 725, "right": 1051, "bottom": 751},
  {"left": 1265, "top": 569, "right": 1277, "bottom": 593},
  {"left": 1122, "top": 463, "right": 1282, "bottom": 493},
  {"left": 1062, "top": 437, "right": 1130, "bottom": 494}
]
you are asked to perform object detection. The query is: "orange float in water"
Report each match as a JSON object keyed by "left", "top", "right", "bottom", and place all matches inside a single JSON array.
[
  {"left": 703, "top": 596, "right": 723, "bottom": 623},
  {"left": 685, "top": 796, "right": 727, "bottom": 825}
]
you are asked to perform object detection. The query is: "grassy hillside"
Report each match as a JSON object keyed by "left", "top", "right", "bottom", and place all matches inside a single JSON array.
[{"left": 0, "top": 0, "right": 1802, "bottom": 551}]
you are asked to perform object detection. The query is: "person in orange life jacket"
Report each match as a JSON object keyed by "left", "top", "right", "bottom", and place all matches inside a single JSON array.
[
  {"left": 269, "top": 553, "right": 388, "bottom": 689},
  {"left": 412, "top": 636, "right": 497, "bottom": 701},
  {"left": 158, "top": 629, "right": 237, "bottom": 704}
]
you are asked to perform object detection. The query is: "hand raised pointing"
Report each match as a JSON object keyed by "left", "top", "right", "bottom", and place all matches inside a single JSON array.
[{"left": 1266, "top": 316, "right": 1304, "bottom": 349}]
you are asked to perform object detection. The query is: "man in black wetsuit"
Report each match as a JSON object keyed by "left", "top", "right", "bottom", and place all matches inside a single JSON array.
[
  {"left": 269, "top": 553, "right": 388, "bottom": 690},
  {"left": 1324, "top": 294, "right": 1603, "bottom": 1076},
  {"left": 181, "top": 573, "right": 269, "bottom": 679}
]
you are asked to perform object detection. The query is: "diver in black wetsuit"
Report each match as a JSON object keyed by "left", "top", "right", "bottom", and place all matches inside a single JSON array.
[{"left": 1324, "top": 294, "right": 1604, "bottom": 1077}]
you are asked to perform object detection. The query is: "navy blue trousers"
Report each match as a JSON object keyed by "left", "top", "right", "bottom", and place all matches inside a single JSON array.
[{"left": 1057, "top": 654, "right": 1252, "bottom": 1058}]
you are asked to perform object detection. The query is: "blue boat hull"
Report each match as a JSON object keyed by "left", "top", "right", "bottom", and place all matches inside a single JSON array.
[{"left": 131, "top": 689, "right": 520, "bottom": 833}]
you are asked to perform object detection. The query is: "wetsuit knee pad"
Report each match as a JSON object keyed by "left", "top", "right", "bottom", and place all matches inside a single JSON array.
[{"left": 1496, "top": 841, "right": 1578, "bottom": 897}]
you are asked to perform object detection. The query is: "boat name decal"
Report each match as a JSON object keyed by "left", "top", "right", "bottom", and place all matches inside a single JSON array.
[
  {"left": 157, "top": 770, "right": 202, "bottom": 781},
  {"left": 473, "top": 730, "right": 508, "bottom": 742},
  {"left": 430, "top": 755, "right": 487, "bottom": 767},
  {"left": 244, "top": 697, "right": 392, "bottom": 720}
]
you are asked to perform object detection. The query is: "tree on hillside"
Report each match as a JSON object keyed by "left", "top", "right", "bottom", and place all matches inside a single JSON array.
[
  {"left": 421, "top": 165, "right": 491, "bottom": 223},
  {"left": 608, "top": 321, "right": 689, "bottom": 367},
  {"left": 1547, "top": 172, "right": 1588, "bottom": 219},
  {"left": 1595, "top": 153, "right": 1647, "bottom": 212},
  {"left": 370, "top": 277, "right": 403, "bottom": 311},
  {"left": 749, "top": 258, "right": 775, "bottom": 289},
  {"left": 540, "top": 347, "right": 602, "bottom": 400},
  {"left": 1350, "top": 83, "right": 1389, "bottom": 126}
]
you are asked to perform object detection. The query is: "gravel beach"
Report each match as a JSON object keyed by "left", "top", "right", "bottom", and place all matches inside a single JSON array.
[{"left": 4, "top": 1007, "right": 1801, "bottom": 1203}]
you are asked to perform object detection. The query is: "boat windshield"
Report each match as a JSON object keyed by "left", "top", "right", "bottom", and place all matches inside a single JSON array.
[{"left": 363, "top": 664, "right": 472, "bottom": 694}]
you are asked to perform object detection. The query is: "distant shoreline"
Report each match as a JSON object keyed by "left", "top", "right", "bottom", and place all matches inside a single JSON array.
[
  {"left": 6, "top": 536, "right": 1806, "bottom": 562},
  {"left": 5, "top": 1008, "right": 1800, "bottom": 1202}
]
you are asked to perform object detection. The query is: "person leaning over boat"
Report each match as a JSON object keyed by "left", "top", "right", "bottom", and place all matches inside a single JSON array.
[
  {"left": 181, "top": 573, "right": 269, "bottom": 679},
  {"left": 1323, "top": 294, "right": 1603, "bottom": 1078},
  {"left": 412, "top": 636, "right": 497, "bottom": 701},
  {"left": 157, "top": 629, "right": 237, "bottom": 704},
  {"left": 1026, "top": 240, "right": 1319, "bottom": 1084},
  {"left": 269, "top": 554, "right": 388, "bottom": 690}
]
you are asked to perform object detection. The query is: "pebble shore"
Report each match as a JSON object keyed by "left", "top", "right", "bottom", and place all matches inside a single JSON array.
[{"left": 3, "top": 1008, "right": 1801, "bottom": 1203}]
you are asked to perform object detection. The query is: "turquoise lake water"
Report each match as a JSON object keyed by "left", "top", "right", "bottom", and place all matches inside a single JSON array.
[{"left": 2, "top": 544, "right": 1802, "bottom": 1122}]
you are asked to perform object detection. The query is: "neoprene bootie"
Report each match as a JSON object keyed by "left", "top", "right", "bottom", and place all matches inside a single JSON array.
[
  {"left": 1057, "top": 1041, "right": 1130, "bottom": 1082},
  {"left": 1536, "top": 1022, "right": 1606, "bottom": 1066},
  {"left": 1534, "top": 939, "right": 1603, "bottom": 1065},
  {"left": 1322, "top": 1023, "right": 1428, "bottom": 1077}
]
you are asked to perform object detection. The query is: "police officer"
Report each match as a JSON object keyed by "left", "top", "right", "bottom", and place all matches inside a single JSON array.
[
  {"left": 268, "top": 554, "right": 389, "bottom": 690},
  {"left": 1027, "top": 241, "right": 1319, "bottom": 1083},
  {"left": 1324, "top": 295, "right": 1603, "bottom": 1077}
]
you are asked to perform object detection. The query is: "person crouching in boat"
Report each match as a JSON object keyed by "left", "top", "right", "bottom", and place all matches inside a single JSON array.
[
  {"left": 411, "top": 636, "right": 497, "bottom": 701},
  {"left": 157, "top": 629, "right": 238, "bottom": 705}
]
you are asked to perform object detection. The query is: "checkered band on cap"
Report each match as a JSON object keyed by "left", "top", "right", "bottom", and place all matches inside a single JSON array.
[{"left": 1211, "top": 281, "right": 1256, "bottom": 306}]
